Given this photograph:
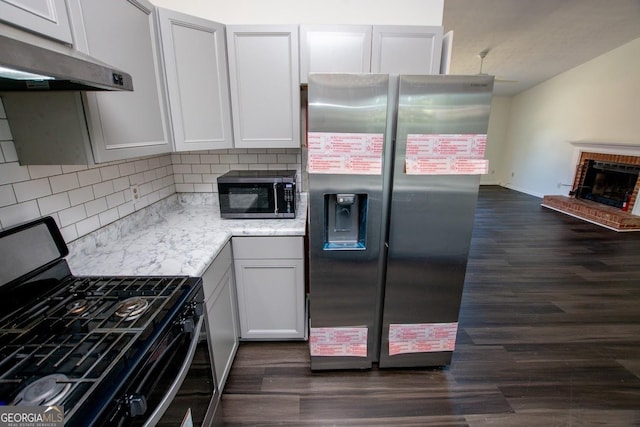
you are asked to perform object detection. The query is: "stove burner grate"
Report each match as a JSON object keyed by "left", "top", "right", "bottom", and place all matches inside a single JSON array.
[
  {"left": 114, "top": 297, "right": 150, "bottom": 321},
  {"left": 13, "top": 374, "right": 72, "bottom": 406}
]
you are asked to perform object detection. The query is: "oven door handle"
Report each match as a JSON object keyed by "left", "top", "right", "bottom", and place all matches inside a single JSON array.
[{"left": 143, "top": 314, "right": 205, "bottom": 427}]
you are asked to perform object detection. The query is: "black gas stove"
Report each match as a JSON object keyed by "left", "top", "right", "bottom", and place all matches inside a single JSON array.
[{"left": 0, "top": 217, "right": 215, "bottom": 426}]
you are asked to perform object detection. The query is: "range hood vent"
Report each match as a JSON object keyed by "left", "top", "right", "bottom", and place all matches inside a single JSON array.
[{"left": 0, "top": 34, "right": 132, "bottom": 91}]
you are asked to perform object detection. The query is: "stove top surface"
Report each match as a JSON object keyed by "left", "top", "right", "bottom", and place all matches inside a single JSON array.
[{"left": 0, "top": 273, "right": 199, "bottom": 422}]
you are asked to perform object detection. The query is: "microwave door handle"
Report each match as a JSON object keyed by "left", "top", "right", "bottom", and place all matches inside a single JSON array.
[{"left": 273, "top": 183, "right": 279, "bottom": 214}]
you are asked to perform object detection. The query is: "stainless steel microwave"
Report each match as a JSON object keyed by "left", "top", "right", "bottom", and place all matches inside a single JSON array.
[{"left": 217, "top": 170, "right": 296, "bottom": 219}]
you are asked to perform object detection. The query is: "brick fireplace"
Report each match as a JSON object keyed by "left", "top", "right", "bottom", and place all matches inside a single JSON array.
[{"left": 542, "top": 144, "right": 640, "bottom": 231}]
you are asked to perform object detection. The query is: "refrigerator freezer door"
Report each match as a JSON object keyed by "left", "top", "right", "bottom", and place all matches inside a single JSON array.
[
  {"left": 307, "top": 73, "right": 389, "bottom": 370},
  {"left": 379, "top": 75, "right": 494, "bottom": 368}
]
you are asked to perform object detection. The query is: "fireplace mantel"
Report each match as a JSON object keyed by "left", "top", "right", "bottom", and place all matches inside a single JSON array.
[
  {"left": 570, "top": 141, "right": 640, "bottom": 162},
  {"left": 570, "top": 140, "right": 640, "bottom": 151}
]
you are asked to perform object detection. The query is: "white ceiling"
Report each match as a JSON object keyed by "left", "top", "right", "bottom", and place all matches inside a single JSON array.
[{"left": 442, "top": 0, "right": 640, "bottom": 96}]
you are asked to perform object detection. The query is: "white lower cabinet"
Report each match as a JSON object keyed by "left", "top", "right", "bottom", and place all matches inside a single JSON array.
[
  {"left": 202, "top": 242, "right": 239, "bottom": 391},
  {"left": 232, "top": 236, "right": 306, "bottom": 340}
]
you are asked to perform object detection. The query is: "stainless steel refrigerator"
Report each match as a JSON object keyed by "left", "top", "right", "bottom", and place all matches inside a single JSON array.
[{"left": 307, "top": 73, "right": 493, "bottom": 370}]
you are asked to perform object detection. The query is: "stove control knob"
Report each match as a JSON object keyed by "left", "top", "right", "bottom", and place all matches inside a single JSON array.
[
  {"left": 127, "top": 394, "right": 147, "bottom": 417},
  {"left": 181, "top": 318, "right": 195, "bottom": 335}
]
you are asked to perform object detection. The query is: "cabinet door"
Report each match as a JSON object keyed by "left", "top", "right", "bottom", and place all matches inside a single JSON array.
[
  {"left": 0, "top": 0, "right": 72, "bottom": 43},
  {"left": 371, "top": 25, "right": 443, "bottom": 75},
  {"left": 234, "top": 258, "right": 305, "bottom": 340},
  {"left": 157, "top": 9, "right": 233, "bottom": 151},
  {"left": 205, "top": 266, "right": 239, "bottom": 391},
  {"left": 226, "top": 25, "right": 300, "bottom": 148},
  {"left": 299, "top": 25, "right": 372, "bottom": 84},
  {"left": 202, "top": 242, "right": 239, "bottom": 391},
  {"left": 69, "top": 0, "right": 171, "bottom": 163}
]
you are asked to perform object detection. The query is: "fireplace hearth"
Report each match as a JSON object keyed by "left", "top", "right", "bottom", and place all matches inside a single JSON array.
[{"left": 541, "top": 150, "right": 640, "bottom": 232}]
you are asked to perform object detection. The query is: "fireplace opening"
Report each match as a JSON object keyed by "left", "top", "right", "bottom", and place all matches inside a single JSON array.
[{"left": 574, "top": 160, "right": 640, "bottom": 209}]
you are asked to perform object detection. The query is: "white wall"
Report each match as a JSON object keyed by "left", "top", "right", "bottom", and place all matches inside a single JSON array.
[
  {"left": 149, "top": 0, "right": 443, "bottom": 25},
  {"left": 500, "top": 37, "right": 640, "bottom": 198},
  {"left": 481, "top": 95, "right": 511, "bottom": 185}
]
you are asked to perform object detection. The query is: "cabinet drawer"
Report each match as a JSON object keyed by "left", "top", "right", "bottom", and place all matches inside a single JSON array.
[
  {"left": 202, "top": 241, "right": 232, "bottom": 302},
  {"left": 232, "top": 236, "right": 302, "bottom": 259}
]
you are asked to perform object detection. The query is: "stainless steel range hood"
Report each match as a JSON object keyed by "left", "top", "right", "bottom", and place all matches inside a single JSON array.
[{"left": 0, "top": 34, "right": 132, "bottom": 91}]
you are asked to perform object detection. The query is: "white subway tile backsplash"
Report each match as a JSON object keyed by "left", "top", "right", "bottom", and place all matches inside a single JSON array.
[
  {"left": 50, "top": 173, "right": 80, "bottom": 193},
  {"left": 192, "top": 164, "right": 211, "bottom": 174},
  {"left": 175, "top": 183, "right": 194, "bottom": 192},
  {"left": 117, "top": 202, "right": 135, "bottom": 218},
  {"left": 181, "top": 154, "right": 200, "bottom": 164},
  {"left": 113, "top": 177, "right": 130, "bottom": 193},
  {"left": 68, "top": 186, "right": 94, "bottom": 206},
  {"left": 219, "top": 154, "right": 239, "bottom": 164},
  {"left": 118, "top": 162, "right": 136, "bottom": 177},
  {"left": 129, "top": 172, "right": 146, "bottom": 185},
  {"left": 59, "top": 224, "right": 78, "bottom": 243},
  {"left": 0, "top": 184, "right": 16, "bottom": 208},
  {"left": 202, "top": 174, "right": 217, "bottom": 183},
  {"left": 139, "top": 182, "right": 153, "bottom": 197},
  {"left": 200, "top": 154, "right": 219, "bottom": 163},
  {"left": 75, "top": 215, "right": 100, "bottom": 237},
  {"left": 183, "top": 174, "right": 203, "bottom": 184},
  {"left": 106, "top": 191, "right": 125, "bottom": 209},
  {"left": 99, "top": 207, "right": 119, "bottom": 227},
  {"left": 58, "top": 205, "right": 87, "bottom": 227},
  {"left": 143, "top": 170, "right": 157, "bottom": 183},
  {"left": 78, "top": 169, "right": 102, "bottom": 187},
  {"left": 277, "top": 154, "right": 298, "bottom": 163},
  {"left": 14, "top": 178, "right": 51, "bottom": 202},
  {"left": 193, "top": 183, "right": 214, "bottom": 192},
  {"left": 100, "top": 165, "right": 120, "bottom": 181},
  {"left": 28, "top": 165, "right": 63, "bottom": 179},
  {"left": 0, "top": 119, "right": 12, "bottom": 140},
  {"left": 239, "top": 154, "right": 258, "bottom": 163},
  {"left": 0, "top": 200, "right": 40, "bottom": 228},
  {"left": 38, "top": 193, "right": 71, "bottom": 215},
  {"left": 258, "top": 154, "right": 278, "bottom": 163},
  {"left": 0, "top": 96, "right": 303, "bottom": 242},
  {"left": 134, "top": 159, "right": 150, "bottom": 173},
  {"left": 148, "top": 156, "right": 162, "bottom": 169},
  {"left": 0, "top": 141, "right": 17, "bottom": 162},
  {"left": 173, "top": 164, "right": 192, "bottom": 174},
  {"left": 85, "top": 198, "right": 108, "bottom": 217},
  {"left": 93, "top": 181, "right": 115, "bottom": 199},
  {"left": 210, "top": 164, "right": 229, "bottom": 174},
  {"left": 62, "top": 165, "right": 87, "bottom": 174}
]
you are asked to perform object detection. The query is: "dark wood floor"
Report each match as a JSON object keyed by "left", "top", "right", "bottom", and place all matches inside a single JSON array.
[{"left": 220, "top": 186, "right": 640, "bottom": 426}]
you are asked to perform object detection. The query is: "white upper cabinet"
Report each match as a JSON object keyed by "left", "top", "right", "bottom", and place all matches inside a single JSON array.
[
  {"left": 299, "top": 25, "right": 372, "bottom": 83},
  {"left": 157, "top": 9, "right": 233, "bottom": 151},
  {"left": 371, "top": 25, "right": 443, "bottom": 75},
  {"left": 0, "top": 0, "right": 72, "bottom": 43},
  {"left": 226, "top": 25, "right": 300, "bottom": 148},
  {"left": 300, "top": 25, "right": 443, "bottom": 82},
  {"left": 68, "top": 0, "right": 171, "bottom": 163}
]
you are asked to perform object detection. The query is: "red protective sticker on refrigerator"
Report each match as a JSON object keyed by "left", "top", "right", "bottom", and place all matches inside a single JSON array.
[
  {"left": 309, "top": 327, "right": 368, "bottom": 357},
  {"left": 388, "top": 322, "right": 458, "bottom": 356},
  {"left": 405, "top": 134, "right": 488, "bottom": 175},
  {"left": 307, "top": 132, "right": 384, "bottom": 175}
]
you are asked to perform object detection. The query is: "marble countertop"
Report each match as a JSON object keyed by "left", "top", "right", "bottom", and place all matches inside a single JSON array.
[{"left": 67, "top": 193, "right": 307, "bottom": 277}]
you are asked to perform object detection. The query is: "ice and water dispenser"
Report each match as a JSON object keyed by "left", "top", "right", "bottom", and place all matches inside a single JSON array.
[{"left": 324, "top": 193, "right": 368, "bottom": 250}]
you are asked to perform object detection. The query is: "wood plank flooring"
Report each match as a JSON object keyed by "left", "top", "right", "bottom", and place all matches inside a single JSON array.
[{"left": 220, "top": 186, "right": 640, "bottom": 426}]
